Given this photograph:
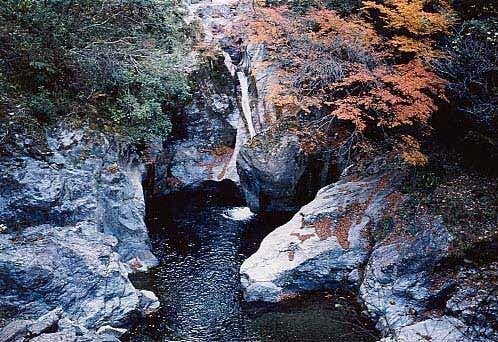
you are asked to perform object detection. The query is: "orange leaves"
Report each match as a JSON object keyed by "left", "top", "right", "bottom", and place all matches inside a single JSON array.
[
  {"left": 233, "top": 2, "right": 451, "bottom": 163},
  {"left": 390, "top": 35, "right": 440, "bottom": 58},
  {"left": 247, "top": 6, "right": 291, "bottom": 45},
  {"left": 244, "top": 5, "right": 447, "bottom": 132},
  {"left": 329, "top": 60, "right": 446, "bottom": 131},
  {"left": 245, "top": 6, "right": 385, "bottom": 114},
  {"left": 363, "top": 0, "right": 452, "bottom": 36},
  {"left": 363, "top": 0, "right": 454, "bottom": 58},
  {"left": 267, "top": 82, "right": 299, "bottom": 114},
  {"left": 398, "top": 135, "right": 429, "bottom": 166},
  {"left": 380, "top": 60, "right": 447, "bottom": 127}
]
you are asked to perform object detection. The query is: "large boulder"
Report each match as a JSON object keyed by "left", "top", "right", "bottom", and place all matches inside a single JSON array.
[
  {"left": 360, "top": 220, "right": 456, "bottom": 333},
  {"left": 240, "top": 169, "right": 498, "bottom": 340},
  {"left": 237, "top": 131, "right": 337, "bottom": 213},
  {"left": 380, "top": 316, "right": 468, "bottom": 342},
  {"left": 0, "top": 125, "right": 157, "bottom": 270},
  {"left": 0, "top": 313, "right": 117, "bottom": 342},
  {"left": 0, "top": 224, "right": 144, "bottom": 329},
  {"left": 240, "top": 175, "right": 397, "bottom": 301}
]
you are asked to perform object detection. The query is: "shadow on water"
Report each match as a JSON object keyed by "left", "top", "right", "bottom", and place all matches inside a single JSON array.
[{"left": 125, "top": 181, "right": 378, "bottom": 341}]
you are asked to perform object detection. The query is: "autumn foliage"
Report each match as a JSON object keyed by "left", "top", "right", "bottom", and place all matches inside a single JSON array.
[
  {"left": 238, "top": 0, "right": 453, "bottom": 165},
  {"left": 363, "top": 0, "right": 454, "bottom": 56},
  {"left": 331, "top": 60, "right": 446, "bottom": 131}
]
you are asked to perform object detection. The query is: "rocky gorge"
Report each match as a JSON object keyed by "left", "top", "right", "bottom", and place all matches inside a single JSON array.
[{"left": 1, "top": 0, "right": 497, "bottom": 341}]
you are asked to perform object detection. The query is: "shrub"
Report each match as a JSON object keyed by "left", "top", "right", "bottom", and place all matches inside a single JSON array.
[
  {"left": 362, "top": 0, "right": 455, "bottom": 58},
  {"left": 0, "top": 0, "right": 193, "bottom": 143},
  {"left": 434, "top": 19, "right": 497, "bottom": 131},
  {"left": 263, "top": 0, "right": 362, "bottom": 14}
]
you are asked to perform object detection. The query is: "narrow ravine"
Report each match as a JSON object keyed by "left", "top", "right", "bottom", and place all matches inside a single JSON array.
[
  {"left": 124, "top": 182, "right": 378, "bottom": 341},
  {"left": 127, "top": 2, "right": 376, "bottom": 341}
]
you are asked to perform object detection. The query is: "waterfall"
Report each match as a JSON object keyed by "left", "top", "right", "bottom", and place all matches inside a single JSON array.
[
  {"left": 223, "top": 50, "right": 256, "bottom": 139},
  {"left": 222, "top": 51, "right": 237, "bottom": 77},
  {"left": 237, "top": 71, "right": 256, "bottom": 139}
]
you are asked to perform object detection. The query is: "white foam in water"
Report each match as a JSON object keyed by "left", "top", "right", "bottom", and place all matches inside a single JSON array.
[{"left": 222, "top": 207, "right": 255, "bottom": 221}]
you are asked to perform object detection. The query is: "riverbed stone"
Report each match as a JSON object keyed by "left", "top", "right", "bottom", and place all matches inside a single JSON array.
[
  {"left": 0, "top": 319, "right": 34, "bottom": 342},
  {"left": 240, "top": 175, "right": 398, "bottom": 301},
  {"left": 0, "top": 224, "right": 141, "bottom": 329},
  {"left": 96, "top": 325, "right": 127, "bottom": 339},
  {"left": 27, "top": 307, "right": 63, "bottom": 335},
  {"left": 29, "top": 330, "right": 77, "bottom": 342},
  {"left": 380, "top": 316, "right": 468, "bottom": 342},
  {"left": 138, "top": 290, "right": 161, "bottom": 315},
  {"left": 360, "top": 219, "right": 455, "bottom": 333}
]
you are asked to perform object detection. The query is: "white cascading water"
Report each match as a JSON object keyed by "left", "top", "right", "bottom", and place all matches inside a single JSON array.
[
  {"left": 237, "top": 71, "right": 257, "bottom": 139},
  {"left": 221, "top": 207, "right": 256, "bottom": 221},
  {"left": 222, "top": 51, "right": 256, "bottom": 139},
  {"left": 222, "top": 51, "right": 237, "bottom": 77}
]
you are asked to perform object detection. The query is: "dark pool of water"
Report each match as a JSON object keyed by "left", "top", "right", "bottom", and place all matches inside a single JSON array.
[{"left": 125, "top": 183, "right": 378, "bottom": 342}]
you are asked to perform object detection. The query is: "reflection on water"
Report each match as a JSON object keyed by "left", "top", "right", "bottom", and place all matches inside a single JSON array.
[{"left": 125, "top": 184, "right": 378, "bottom": 342}]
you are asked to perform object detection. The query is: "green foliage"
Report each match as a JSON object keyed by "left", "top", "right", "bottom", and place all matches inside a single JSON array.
[
  {"left": 0, "top": 0, "right": 193, "bottom": 143},
  {"left": 264, "top": 0, "right": 361, "bottom": 15},
  {"left": 26, "top": 93, "right": 55, "bottom": 120}
]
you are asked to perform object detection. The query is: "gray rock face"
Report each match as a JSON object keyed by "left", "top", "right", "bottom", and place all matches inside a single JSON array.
[
  {"left": 360, "top": 220, "right": 455, "bottom": 333},
  {"left": 27, "top": 308, "right": 63, "bottom": 335},
  {"left": 0, "top": 319, "right": 33, "bottom": 342},
  {"left": 380, "top": 316, "right": 468, "bottom": 342},
  {"left": 237, "top": 133, "right": 305, "bottom": 213},
  {"left": 240, "top": 171, "right": 496, "bottom": 340},
  {"left": 0, "top": 224, "right": 142, "bottom": 328},
  {"left": 0, "top": 125, "right": 157, "bottom": 269},
  {"left": 154, "top": 1, "right": 286, "bottom": 196},
  {"left": 240, "top": 175, "right": 396, "bottom": 301},
  {"left": 243, "top": 43, "right": 279, "bottom": 129},
  {"left": 445, "top": 261, "right": 498, "bottom": 341},
  {"left": 237, "top": 131, "right": 336, "bottom": 213},
  {"left": 0, "top": 124, "right": 159, "bottom": 334},
  {"left": 153, "top": 54, "right": 241, "bottom": 195}
]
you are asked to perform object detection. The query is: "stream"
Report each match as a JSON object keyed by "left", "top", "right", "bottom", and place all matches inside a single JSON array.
[{"left": 125, "top": 182, "right": 378, "bottom": 341}]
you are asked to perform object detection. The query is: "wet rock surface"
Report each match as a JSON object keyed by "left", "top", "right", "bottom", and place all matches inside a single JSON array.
[
  {"left": 0, "top": 125, "right": 156, "bottom": 269},
  {"left": 240, "top": 175, "right": 393, "bottom": 301},
  {"left": 237, "top": 131, "right": 337, "bottom": 213},
  {"left": 241, "top": 171, "right": 498, "bottom": 341},
  {"left": 0, "top": 124, "right": 158, "bottom": 337}
]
